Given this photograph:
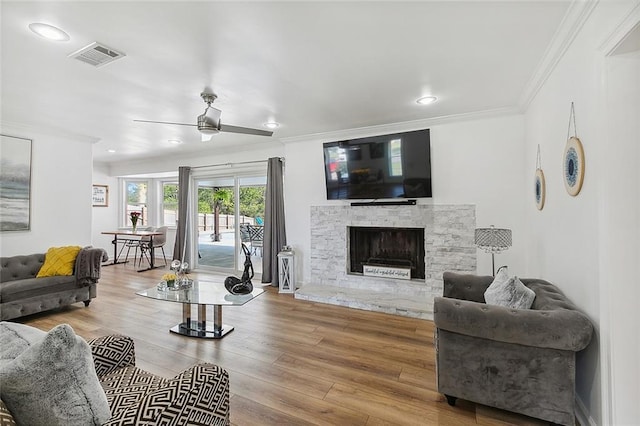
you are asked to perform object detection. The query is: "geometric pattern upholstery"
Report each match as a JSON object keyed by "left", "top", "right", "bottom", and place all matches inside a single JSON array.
[
  {"left": 0, "top": 400, "right": 16, "bottom": 426},
  {"left": 88, "top": 335, "right": 230, "bottom": 426},
  {"left": 88, "top": 335, "right": 136, "bottom": 377},
  {"left": 103, "top": 365, "right": 229, "bottom": 426},
  {"left": 100, "top": 366, "right": 168, "bottom": 413}
]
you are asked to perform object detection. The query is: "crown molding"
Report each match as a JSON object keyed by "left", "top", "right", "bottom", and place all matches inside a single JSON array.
[
  {"left": 517, "top": 0, "right": 600, "bottom": 112},
  {"left": 599, "top": 0, "right": 640, "bottom": 55},
  {"left": 280, "top": 106, "right": 520, "bottom": 145}
]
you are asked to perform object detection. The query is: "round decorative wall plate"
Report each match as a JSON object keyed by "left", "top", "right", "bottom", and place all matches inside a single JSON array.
[
  {"left": 535, "top": 168, "right": 546, "bottom": 210},
  {"left": 563, "top": 136, "right": 585, "bottom": 196}
]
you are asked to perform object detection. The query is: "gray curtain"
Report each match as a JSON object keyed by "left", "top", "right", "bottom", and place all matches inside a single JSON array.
[
  {"left": 173, "top": 166, "right": 193, "bottom": 268},
  {"left": 262, "top": 157, "right": 286, "bottom": 286}
]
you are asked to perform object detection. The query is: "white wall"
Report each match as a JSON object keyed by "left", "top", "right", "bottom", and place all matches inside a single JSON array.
[
  {"left": 1, "top": 126, "right": 94, "bottom": 257},
  {"left": 283, "top": 114, "right": 527, "bottom": 285},
  {"left": 91, "top": 164, "right": 120, "bottom": 258},
  {"left": 107, "top": 143, "right": 284, "bottom": 178},
  {"left": 522, "top": 1, "right": 639, "bottom": 424}
]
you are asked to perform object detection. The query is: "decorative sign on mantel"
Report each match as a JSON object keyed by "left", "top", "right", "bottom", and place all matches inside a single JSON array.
[{"left": 363, "top": 264, "right": 411, "bottom": 280}]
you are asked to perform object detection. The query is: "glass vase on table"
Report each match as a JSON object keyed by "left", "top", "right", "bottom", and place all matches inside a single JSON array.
[{"left": 130, "top": 211, "right": 141, "bottom": 233}]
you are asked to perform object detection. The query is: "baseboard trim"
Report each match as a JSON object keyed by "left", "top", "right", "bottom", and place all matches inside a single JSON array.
[{"left": 576, "top": 395, "right": 597, "bottom": 426}]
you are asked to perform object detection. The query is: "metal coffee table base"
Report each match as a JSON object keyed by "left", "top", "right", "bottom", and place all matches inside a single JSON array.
[{"left": 169, "top": 304, "right": 234, "bottom": 339}]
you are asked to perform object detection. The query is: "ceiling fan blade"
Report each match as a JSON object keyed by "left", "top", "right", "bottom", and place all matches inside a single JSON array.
[
  {"left": 219, "top": 123, "right": 273, "bottom": 137},
  {"left": 133, "top": 119, "right": 196, "bottom": 127}
]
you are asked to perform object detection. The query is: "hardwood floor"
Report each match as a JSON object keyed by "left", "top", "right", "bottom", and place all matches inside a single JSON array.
[{"left": 19, "top": 264, "right": 548, "bottom": 425}]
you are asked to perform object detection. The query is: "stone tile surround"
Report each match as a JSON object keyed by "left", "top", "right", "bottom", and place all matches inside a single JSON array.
[{"left": 295, "top": 204, "right": 476, "bottom": 319}]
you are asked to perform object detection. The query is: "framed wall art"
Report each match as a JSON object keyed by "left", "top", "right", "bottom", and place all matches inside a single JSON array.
[
  {"left": 535, "top": 145, "right": 546, "bottom": 210},
  {"left": 563, "top": 102, "right": 585, "bottom": 196},
  {"left": 0, "top": 134, "right": 32, "bottom": 232},
  {"left": 92, "top": 184, "right": 109, "bottom": 207},
  {"left": 563, "top": 136, "right": 585, "bottom": 196}
]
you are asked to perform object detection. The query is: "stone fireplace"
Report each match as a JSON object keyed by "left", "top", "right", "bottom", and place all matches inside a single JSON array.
[
  {"left": 295, "top": 204, "right": 476, "bottom": 319},
  {"left": 348, "top": 226, "right": 425, "bottom": 279}
]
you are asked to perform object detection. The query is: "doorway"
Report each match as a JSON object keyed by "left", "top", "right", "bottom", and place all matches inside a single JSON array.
[
  {"left": 195, "top": 175, "right": 266, "bottom": 275},
  {"left": 600, "top": 25, "right": 640, "bottom": 425}
]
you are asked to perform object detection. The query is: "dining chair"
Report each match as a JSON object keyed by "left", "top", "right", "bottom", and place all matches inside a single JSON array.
[
  {"left": 139, "top": 226, "right": 168, "bottom": 268},
  {"left": 248, "top": 225, "right": 264, "bottom": 257},
  {"left": 120, "top": 227, "right": 152, "bottom": 266}
]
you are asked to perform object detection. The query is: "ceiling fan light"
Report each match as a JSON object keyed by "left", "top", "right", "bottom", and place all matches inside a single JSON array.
[{"left": 197, "top": 114, "right": 219, "bottom": 135}]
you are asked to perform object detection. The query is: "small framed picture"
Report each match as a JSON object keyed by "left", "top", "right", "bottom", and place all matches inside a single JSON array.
[{"left": 92, "top": 185, "right": 109, "bottom": 207}]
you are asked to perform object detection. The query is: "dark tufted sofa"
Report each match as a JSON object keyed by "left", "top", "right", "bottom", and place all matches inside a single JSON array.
[
  {"left": 0, "top": 249, "right": 107, "bottom": 320},
  {"left": 433, "top": 272, "right": 593, "bottom": 426}
]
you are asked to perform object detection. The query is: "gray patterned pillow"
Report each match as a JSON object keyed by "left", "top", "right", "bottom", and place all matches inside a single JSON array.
[
  {"left": 484, "top": 267, "right": 536, "bottom": 309},
  {"left": 0, "top": 323, "right": 111, "bottom": 426}
]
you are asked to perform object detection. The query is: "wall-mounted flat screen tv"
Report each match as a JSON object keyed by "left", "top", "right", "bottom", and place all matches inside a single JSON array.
[{"left": 323, "top": 128, "right": 432, "bottom": 200}]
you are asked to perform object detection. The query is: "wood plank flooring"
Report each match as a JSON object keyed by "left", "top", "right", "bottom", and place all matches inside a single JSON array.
[{"left": 18, "top": 264, "right": 549, "bottom": 425}]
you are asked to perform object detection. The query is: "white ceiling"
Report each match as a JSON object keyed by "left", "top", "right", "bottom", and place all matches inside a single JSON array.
[{"left": 1, "top": 1, "right": 573, "bottom": 165}]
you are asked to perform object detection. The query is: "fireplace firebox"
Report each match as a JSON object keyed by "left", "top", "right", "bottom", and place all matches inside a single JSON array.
[{"left": 348, "top": 226, "right": 425, "bottom": 279}]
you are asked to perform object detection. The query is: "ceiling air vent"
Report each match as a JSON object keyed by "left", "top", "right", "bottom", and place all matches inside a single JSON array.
[{"left": 68, "top": 42, "right": 125, "bottom": 67}]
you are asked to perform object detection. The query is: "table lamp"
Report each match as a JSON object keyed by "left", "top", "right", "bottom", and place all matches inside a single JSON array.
[{"left": 475, "top": 225, "right": 512, "bottom": 276}]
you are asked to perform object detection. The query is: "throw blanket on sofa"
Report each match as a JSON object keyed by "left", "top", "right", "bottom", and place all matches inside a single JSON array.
[{"left": 76, "top": 247, "right": 108, "bottom": 286}]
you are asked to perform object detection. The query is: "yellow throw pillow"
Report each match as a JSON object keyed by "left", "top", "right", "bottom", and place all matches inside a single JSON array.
[{"left": 36, "top": 246, "right": 82, "bottom": 277}]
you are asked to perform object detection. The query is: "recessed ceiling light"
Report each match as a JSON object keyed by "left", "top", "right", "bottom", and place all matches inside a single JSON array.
[
  {"left": 107, "top": 149, "right": 116, "bottom": 153},
  {"left": 168, "top": 139, "right": 182, "bottom": 145},
  {"left": 416, "top": 96, "right": 437, "bottom": 105},
  {"left": 28, "top": 23, "right": 70, "bottom": 41},
  {"left": 263, "top": 122, "right": 280, "bottom": 129}
]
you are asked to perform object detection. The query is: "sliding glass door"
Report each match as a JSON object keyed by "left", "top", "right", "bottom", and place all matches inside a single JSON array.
[
  {"left": 194, "top": 175, "right": 266, "bottom": 275},
  {"left": 237, "top": 177, "right": 266, "bottom": 274},
  {"left": 196, "top": 177, "right": 235, "bottom": 270}
]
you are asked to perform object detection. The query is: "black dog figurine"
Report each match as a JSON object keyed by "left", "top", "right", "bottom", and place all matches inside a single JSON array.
[{"left": 224, "top": 243, "right": 254, "bottom": 295}]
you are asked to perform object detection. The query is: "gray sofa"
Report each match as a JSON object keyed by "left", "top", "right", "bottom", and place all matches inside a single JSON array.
[
  {"left": 433, "top": 272, "right": 593, "bottom": 426},
  {"left": 0, "top": 248, "right": 107, "bottom": 320}
]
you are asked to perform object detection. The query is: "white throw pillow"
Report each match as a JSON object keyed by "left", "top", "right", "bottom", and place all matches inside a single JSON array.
[
  {"left": 484, "top": 267, "right": 536, "bottom": 309},
  {"left": 0, "top": 322, "right": 111, "bottom": 426}
]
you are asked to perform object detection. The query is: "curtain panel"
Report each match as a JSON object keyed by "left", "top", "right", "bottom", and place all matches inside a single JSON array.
[
  {"left": 173, "top": 166, "right": 193, "bottom": 268},
  {"left": 262, "top": 157, "right": 286, "bottom": 286}
]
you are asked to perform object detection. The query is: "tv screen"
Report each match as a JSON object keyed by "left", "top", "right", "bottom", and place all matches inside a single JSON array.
[{"left": 323, "top": 129, "right": 432, "bottom": 200}]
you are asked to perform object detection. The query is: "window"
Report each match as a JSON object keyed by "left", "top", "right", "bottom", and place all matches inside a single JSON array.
[
  {"left": 162, "top": 182, "right": 178, "bottom": 226},
  {"left": 125, "top": 181, "right": 148, "bottom": 227},
  {"left": 389, "top": 139, "right": 403, "bottom": 176}
]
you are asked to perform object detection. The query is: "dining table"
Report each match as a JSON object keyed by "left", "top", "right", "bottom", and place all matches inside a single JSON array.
[{"left": 101, "top": 230, "right": 164, "bottom": 272}]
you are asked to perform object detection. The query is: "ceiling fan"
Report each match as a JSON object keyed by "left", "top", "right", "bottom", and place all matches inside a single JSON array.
[{"left": 134, "top": 92, "right": 273, "bottom": 141}]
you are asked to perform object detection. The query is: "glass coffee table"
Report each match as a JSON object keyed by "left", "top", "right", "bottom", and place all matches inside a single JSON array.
[{"left": 136, "top": 280, "right": 264, "bottom": 339}]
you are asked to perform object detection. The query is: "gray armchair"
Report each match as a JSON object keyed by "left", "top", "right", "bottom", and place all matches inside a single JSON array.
[{"left": 433, "top": 272, "right": 593, "bottom": 426}]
